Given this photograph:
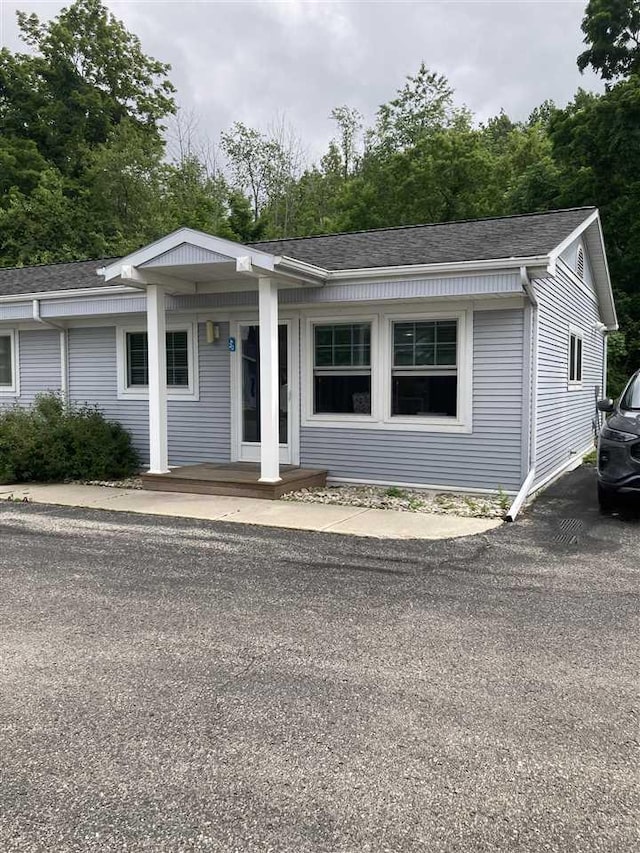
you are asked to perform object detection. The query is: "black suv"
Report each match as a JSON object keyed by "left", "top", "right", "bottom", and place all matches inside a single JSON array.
[{"left": 597, "top": 369, "right": 640, "bottom": 511}]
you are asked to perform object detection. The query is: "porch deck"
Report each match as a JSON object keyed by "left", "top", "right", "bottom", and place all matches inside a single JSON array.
[{"left": 141, "top": 462, "right": 327, "bottom": 500}]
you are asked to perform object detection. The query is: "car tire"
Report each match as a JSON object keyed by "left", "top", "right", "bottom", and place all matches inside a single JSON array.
[{"left": 597, "top": 482, "right": 617, "bottom": 514}]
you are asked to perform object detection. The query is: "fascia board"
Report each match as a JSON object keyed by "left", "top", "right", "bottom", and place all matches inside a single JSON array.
[
  {"left": 0, "top": 285, "right": 138, "bottom": 303},
  {"left": 324, "top": 255, "right": 551, "bottom": 282},
  {"left": 102, "top": 228, "right": 279, "bottom": 281},
  {"left": 547, "top": 209, "right": 599, "bottom": 262}
]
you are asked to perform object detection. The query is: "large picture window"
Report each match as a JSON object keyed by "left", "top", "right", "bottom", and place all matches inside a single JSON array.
[
  {"left": 313, "top": 322, "right": 372, "bottom": 414},
  {"left": 391, "top": 320, "right": 457, "bottom": 417},
  {"left": 126, "top": 330, "right": 189, "bottom": 387},
  {"left": 0, "top": 334, "right": 13, "bottom": 387}
]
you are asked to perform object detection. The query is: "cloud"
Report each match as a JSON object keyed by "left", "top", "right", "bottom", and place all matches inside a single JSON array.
[{"left": 0, "top": 0, "right": 603, "bottom": 163}]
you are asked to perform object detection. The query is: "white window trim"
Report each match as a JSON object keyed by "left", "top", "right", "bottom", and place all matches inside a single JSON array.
[
  {"left": 302, "top": 313, "right": 380, "bottom": 427},
  {"left": 0, "top": 329, "right": 19, "bottom": 397},
  {"left": 381, "top": 309, "right": 472, "bottom": 433},
  {"left": 568, "top": 324, "right": 584, "bottom": 391},
  {"left": 301, "top": 307, "right": 473, "bottom": 434},
  {"left": 116, "top": 321, "right": 199, "bottom": 401}
]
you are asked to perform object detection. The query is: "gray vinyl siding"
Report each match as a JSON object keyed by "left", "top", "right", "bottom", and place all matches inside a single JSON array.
[
  {"left": 19, "top": 330, "right": 62, "bottom": 404},
  {"left": 0, "top": 329, "right": 61, "bottom": 409},
  {"left": 534, "top": 268, "right": 604, "bottom": 486},
  {"left": 300, "top": 309, "right": 525, "bottom": 491},
  {"left": 67, "top": 323, "right": 231, "bottom": 466}
]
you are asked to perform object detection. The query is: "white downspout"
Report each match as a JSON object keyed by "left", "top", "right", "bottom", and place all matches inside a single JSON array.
[
  {"left": 32, "top": 299, "right": 69, "bottom": 401},
  {"left": 506, "top": 267, "right": 538, "bottom": 522}
]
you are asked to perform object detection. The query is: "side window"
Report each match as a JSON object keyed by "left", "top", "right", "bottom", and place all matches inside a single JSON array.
[
  {"left": 0, "top": 334, "right": 13, "bottom": 387},
  {"left": 569, "top": 330, "right": 583, "bottom": 385}
]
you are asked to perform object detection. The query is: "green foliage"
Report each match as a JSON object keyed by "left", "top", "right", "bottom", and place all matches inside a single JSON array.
[
  {"left": 371, "top": 62, "right": 466, "bottom": 151},
  {"left": 0, "top": 393, "right": 140, "bottom": 484},
  {"left": 330, "top": 106, "right": 363, "bottom": 178},
  {"left": 578, "top": 0, "right": 640, "bottom": 80},
  {"left": 548, "top": 78, "right": 640, "bottom": 377},
  {"left": 385, "top": 486, "right": 407, "bottom": 498},
  {"left": 0, "top": 168, "right": 81, "bottom": 265},
  {"left": 3, "top": 0, "right": 175, "bottom": 174},
  {"left": 606, "top": 331, "right": 630, "bottom": 396},
  {"left": 496, "top": 488, "right": 510, "bottom": 512}
]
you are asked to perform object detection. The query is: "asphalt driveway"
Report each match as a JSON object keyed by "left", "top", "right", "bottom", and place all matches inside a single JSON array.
[{"left": 0, "top": 466, "right": 638, "bottom": 852}]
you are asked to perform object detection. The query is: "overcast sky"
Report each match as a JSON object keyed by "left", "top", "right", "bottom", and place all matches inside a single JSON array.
[{"left": 0, "top": 0, "right": 602, "bottom": 163}]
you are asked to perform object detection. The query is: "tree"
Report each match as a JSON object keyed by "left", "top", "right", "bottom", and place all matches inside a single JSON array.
[
  {"left": 80, "top": 119, "right": 168, "bottom": 257},
  {"left": 0, "top": 169, "right": 81, "bottom": 265},
  {"left": 330, "top": 106, "right": 363, "bottom": 179},
  {"left": 548, "top": 78, "right": 640, "bottom": 377},
  {"left": 371, "top": 63, "right": 469, "bottom": 151},
  {"left": 221, "top": 118, "right": 305, "bottom": 235},
  {"left": 0, "top": 0, "right": 175, "bottom": 174},
  {"left": 221, "top": 122, "right": 273, "bottom": 222},
  {"left": 0, "top": 137, "right": 48, "bottom": 197},
  {"left": 578, "top": 0, "right": 640, "bottom": 80}
]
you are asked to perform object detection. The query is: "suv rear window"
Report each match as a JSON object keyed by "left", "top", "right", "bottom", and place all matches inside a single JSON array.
[{"left": 621, "top": 373, "right": 640, "bottom": 411}]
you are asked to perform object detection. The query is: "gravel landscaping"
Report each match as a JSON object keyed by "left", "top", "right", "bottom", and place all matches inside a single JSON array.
[
  {"left": 281, "top": 484, "right": 509, "bottom": 518},
  {"left": 74, "top": 476, "right": 509, "bottom": 518},
  {"left": 80, "top": 476, "right": 144, "bottom": 489}
]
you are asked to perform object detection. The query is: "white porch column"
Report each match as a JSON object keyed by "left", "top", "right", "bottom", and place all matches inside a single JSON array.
[
  {"left": 258, "top": 276, "right": 281, "bottom": 483},
  {"left": 147, "top": 284, "right": 169, "bottom": 474}
]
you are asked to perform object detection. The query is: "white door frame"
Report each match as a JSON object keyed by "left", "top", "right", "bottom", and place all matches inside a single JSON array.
[{"left": 230, "top": 314, "right": 300, "bottom": 466}]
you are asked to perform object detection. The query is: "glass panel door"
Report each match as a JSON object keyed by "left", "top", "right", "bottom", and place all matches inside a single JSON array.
[{"left": 239, "top": 323, "right": 289, "bottom": 460}]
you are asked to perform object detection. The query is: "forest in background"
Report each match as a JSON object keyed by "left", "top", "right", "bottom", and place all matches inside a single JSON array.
[{"left": 0, "top": 0, "right": 639, "bottom": 391}]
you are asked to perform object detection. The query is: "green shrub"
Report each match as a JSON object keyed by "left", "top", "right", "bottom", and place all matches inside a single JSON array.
[{"left": 0, "top": 392, "right": 140, "bottom": 484}]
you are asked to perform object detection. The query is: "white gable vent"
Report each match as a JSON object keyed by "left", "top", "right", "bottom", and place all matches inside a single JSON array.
[{"left": 576, "top": 245, "right": 585, "bottom": 279}]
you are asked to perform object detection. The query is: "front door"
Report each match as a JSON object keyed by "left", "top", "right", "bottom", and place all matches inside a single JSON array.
[{"left": 233, "top": 320, "right": 296, "bottom": 465}]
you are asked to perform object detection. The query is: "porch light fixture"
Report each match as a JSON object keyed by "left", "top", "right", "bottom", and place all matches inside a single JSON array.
[{"left": 206, "top": 321, "right": 220, "bottom": 343}]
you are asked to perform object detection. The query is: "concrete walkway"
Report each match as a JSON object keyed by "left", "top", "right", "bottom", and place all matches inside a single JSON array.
[{"left": 0, "top": 483, "right": 502, "bottom": 540}]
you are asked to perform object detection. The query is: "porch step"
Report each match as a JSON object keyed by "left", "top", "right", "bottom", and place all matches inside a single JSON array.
[{"left": 140, "top": 462, "right": 327, "bottom": 500}]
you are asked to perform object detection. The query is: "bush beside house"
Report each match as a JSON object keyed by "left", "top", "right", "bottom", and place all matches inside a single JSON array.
[{"left": 0, "top": 393, "right": 140, "bottom": 484}]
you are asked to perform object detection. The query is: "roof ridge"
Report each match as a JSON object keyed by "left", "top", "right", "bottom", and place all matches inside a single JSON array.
[{"left": 250, "top": 207, "right": 597, "bottom": 245}]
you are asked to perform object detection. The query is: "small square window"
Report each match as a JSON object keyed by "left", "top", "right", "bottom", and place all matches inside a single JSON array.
[{"left": 125, "top": 330, "right": 190, "bottom": 388}]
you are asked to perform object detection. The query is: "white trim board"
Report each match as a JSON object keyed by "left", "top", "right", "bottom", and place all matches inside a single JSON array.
[
  {"left": 0, "top": 329, "right": 19, "bottom": 397},
  {"left": 115, "top": 320, "right": 200, "bottom": 401}
]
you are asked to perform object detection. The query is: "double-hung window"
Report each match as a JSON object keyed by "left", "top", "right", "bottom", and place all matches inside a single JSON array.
[
  {"left": 126, "top": 330, "right": 189, "bottom": 388},
  {"left": 0, "top": 331, "right": 17, "bottom": 395},
  {"left": 313, "top": 322, "right": 372, "bottom": 415},
  {"left": 117, "top": 324, "right": 197, "bottom": 400},
  {"left": 391, "top": 319, "right": 458, "bottom": 417},
  {"left": 568, "top": 328, "right": 583, "bottom": 386}
]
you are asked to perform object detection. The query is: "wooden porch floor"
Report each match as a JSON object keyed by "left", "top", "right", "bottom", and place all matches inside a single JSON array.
[{"left": 141, "top": 462, "right": 327, "bottom": 500}]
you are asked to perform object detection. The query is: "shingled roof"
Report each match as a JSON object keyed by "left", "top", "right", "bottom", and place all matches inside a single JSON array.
[
  {"left": 249, "top": 207, "right": 596, "bottom": 270},
  {"left": 0, "top": 258, "right": 116, "bottom": 298},
  {"left": 0, "top": 207, "right": 596, "bottom": 297}
]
